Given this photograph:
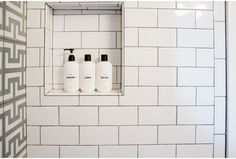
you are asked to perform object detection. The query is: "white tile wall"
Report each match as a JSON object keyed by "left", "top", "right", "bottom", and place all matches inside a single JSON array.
[
  {"left": 215, "top": 59, "right": 226, "bottom": 96},
  {"left": 196, "top": 125, "right": 214, "bottom": 143},
  {"left": 139, "top": 145, "right": 176, "bottom": 158},
  {"left": 197, "top": 49, "right": 214, "bottom": 67},
  {"left": 53, "top": 32, "right": 81, "bottom": 48},
  {"left": 27, "top": 126, "right": 40, "bottom": 145},
  {"left": 53, "top": 15, "right": 64, "bottom": 31},
  {"left": 197, "top": 87, "right": 214, "bottom": 105},
  {"left": 214, "top": 22, "right": 226, "bottom": 58},
  {"left": 177, "top": 1, "right": 213, "bottom": 10},
  {"left": 138, "top": 1, "right": 176, "bottom": 8},
  {"left": 215, "top": 97, "right": 226, "bottom": 134},
  {"left": 100, "top": 15, "right": 121, "bottom": 31},
  {"left": 26, "top": 68, "right": 44, "bottom": 86},
  {"left": 196, "top": 11, "right": 213, "bottom": 28},
  {"left": 214, "top": 135, "right": 225, "bottom": 157},
  {"left": 177, "top": 145, "right": 213, "bottom": 158},
  {"left": 125, "top": 28, "right": 138, "bottom": 46},
  {"left": 60, "top": 146, "right": 98, "bottom": 158},
  {"left": 27, "top": 29, "right": 44, "bottom": 47},
  {"left": 26, "top": 87, "right": 40, "bottom": 106},
  {"left": 27, "top": 146, "right": 59, "bottom": 158},
  {"left": 124, "top": 67, "right": 138, "bottom": 86},
  {"left": 99, "top": 146, "right": 137, "bottom": 158},
  {"left": 27, "top": 10, "right": 41, "bottom": 28}
]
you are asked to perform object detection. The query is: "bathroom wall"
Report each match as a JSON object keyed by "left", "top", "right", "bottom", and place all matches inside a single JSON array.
[
  {"left": 0, "top": 1, "right": 27, "bottom": 157},
  {"left": 26, "top": 1, "right": 226, "bottom": 158}
]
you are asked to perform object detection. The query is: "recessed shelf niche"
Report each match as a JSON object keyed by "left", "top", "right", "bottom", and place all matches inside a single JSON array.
[{"left": 44, "top": 2, "right": 124, "bottom": 96}]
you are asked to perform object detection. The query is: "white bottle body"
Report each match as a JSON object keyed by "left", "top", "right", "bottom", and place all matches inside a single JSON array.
[
  {"left": 80, "top": 62, "right": 96, "bottom": 92},
  {"left": 64, "top": 61, "right": 79, "bottom": 92},
  {"left": 96, "top": 62, "right": 112, "bottom": 92}
]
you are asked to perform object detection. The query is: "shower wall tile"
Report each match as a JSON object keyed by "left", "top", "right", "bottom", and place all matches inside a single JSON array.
[
  {"left": 138, "top": 145, "right": 176, "bottom": 158},
  {"left": 214, "top": 22, "right": 226, "bottom": 58},
  {"left": 53, "top": 15, "right": 64, "bottom": 31},
  {"left": 177, "top": 144, "right": 213, "bottom": 158},
  {"left": 100, "top": 15, "right": 121, "bottom": 31},
  {"left": 196, "top": 125, "right": 214, "bottom": 143},
  {"left": 27, "top": 29, "right": 44, "bottom": 47},
  {"left": 177, "top": 1, "right": 213, "bottom": 10},
  {"left": 214, "top": 135, "right": 225, "bottom": 157},
  {"left": 27, "top": 10, "right": 41, "bottom": 28},
  {"left": 124, "top": 67, "right": 138, "bottom": 86},
  {"left": 27, "top": 126, "right": 40, "bottom": 145},
  {"left": 27, "top": 48, "right": 40, "bottom": 67},
  {"left": 26, "top": 67, "right": 44, "bottom": 86},
  {"left": 99, "top": 146, "right": 137, "bottom": 158},
  {"left": 53, "top": 32, "right": 81, "bottom": 48},
  {"left": 197, "top": 87, "right": 214, "bottom": 105},
  {"left": 124, "top": 28, "right": 138, "bottom": 46},
  {"left": 27, "top": 146, "right": 59, "bottom": 158},
  {"left": 196, "top": 11, "right": 213, "bottom": 28},
  {"left": 60, "top": 146, "right": 98, "bottom": 158},
  {"left": 139, "top": 1, "right": 176, "bottom": 8},
  {"left": 214, "top": 1, "right": 225, "bottom": 21},
  {"left": 196, "top": 49, "right": 214, "bottom": 67},
  {"left": 26, "top": 87, "right": 40, "bottom": 106},
  {"left": 215, "top": 59, "right": 226, "bottom": 96},
  {"left": 215, "top": 97, "right": 226, "bottom": 134}
]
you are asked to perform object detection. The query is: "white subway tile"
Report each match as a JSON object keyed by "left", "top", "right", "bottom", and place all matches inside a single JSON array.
[
  {"left": 139, "top": 145, "right": 176, "bottom": 158},
  {"left": 197, "top": 49, "right": 214, "bottom": 67},
  {"left": 177, "top": 1, "right": 213, "bottom": 10},
  {"left": 196, "top": 125, "right": 214, "bottom": 143},
  {"left": 27, "top": 48, "right": 40, "bottom": 67},
  {"left": 117, "top": 32, "right": 121, "bottom": 48},
  {"left": 41, "top": 10, "right": 45, "bottom": 28},
  {"left": 178, "top": 68, "right": 214, "bottom": 86},
  {"left": 158, "top": 10, "right": 195, "bottom": 28},
  {"left": 99, "top": 146, "right": 137, "bottom": 158},
  {"left": 27, "top": 29, "right": 44, "bottom": 47},
  {"left": 65, "top": 15, "right": 98, "bottom": 31},
  {"left": 60, "top": 107, "right": 98, "bottom": 125},
  {"left": 178, "top": 29, "right": 213, "bottom": 47},
  {"left": 100, "top": 15, "right": 121, "bottom": 31},
  {"left": 80, "top": 126, "right": 118, "bottom": 145},
  {"left": 27, "top": 2, "right": 45, "bottom": 9},
  {"left": 139, "top": 1, "right": 176, "bottom": 8},
  {"left": 82, "top": 32, "right": 116, "bottom": 48},
  {"left": 139, "top": 28, "right": 176, "bottom": 47},
  {"left": 159, "top": 87, "right": 195, "bottom": 105},
  {"left": 80, "top": 96, "right": 118, "bottom": 106},
  {"left": 139, "top": 107, "right": 176, "bottom": 125},
  {"left": 177, "top": 145, "right": 213, "bottom": 158},
  {"left": 125, "top": 28, "right": 138, "bottom": 46},
  {"left": 60, "top": 146, "right": 98, "bottom": 158},
  {"left": 41, "top": 127, "right": 79, "bottom": 145},
  {"left": 125, "top": 47, "right": 157, "bottom": 66},
  {"left": 120, "top": 126, "right": 157, "bottom": 144},
  {"left": 27, "top": 107, "right": 58, "bottom": 125},
  {"left": 125, "top": 9, "right": 157, "bottom": 27},
  {"left": 158, "top": 126, "right": 195, "bottom": 144},
  {"left": 215, "top": 22, "right": 226, "bottom": 58},
  {"left": 214, "top": 2, "right": 225, "bottom": 21},
  {"left": 214, "top": 135, "right": 225, "bottom": 157},
  {"left": 99, "top": 49, "right": 121, "bottom": 66},
  {"left": 53, "top": 15, "right": 64, "bottom": 31},
  {"left": 53, "top": 67, "right": 63, "bottom": 84},
  {"left": 100, "top": 107, "right": 137, "bottom": 125},
  {"left": 124, "top": 1, "right": 138, "bottom": 8},
  {"left": 125, "top": 67, "right": 138, "bottom": 86},
  {"left": 120, "top": 87, "right": 158, "bottom": 106},
  {"left": 197, "top": 87, "right": 214, "bottom": 105},
  {"left": 215, "top": 59, "right": 226, "bottom": 96},
  {"left": 27, "top": 10, "right": 40, "bottom": 28},
  {"left": 53, "top": 49, "right": 64, "bottom": 66},
  {"left": 139, "top": 67, "right": 176, "bottom": 86},
  {"left": 53, "top": 32, "right": 81, "bottom": 49},
  {"left": 159, "top": 48, "right": 195, "bottom": 66},
  {"left": 27, "top": 146, "right": 59, "bottom": 158},
  {"left": 178, "top": 106, "right": 214, "bottom": 124},
  {"left": 215, "top": 97, "right": 226, "bottom": 134},
  {"left": 26, "top": 68, "right": 43, "bottom": 86},
  {"left": 26, "top": 87, "right": 40, "bottom": 106},
  {"left": 27, "top": 126, "right": 40, "bottom": 145},
  {"left": 196, "top": 11, "right": 213, "bottom": 28}
]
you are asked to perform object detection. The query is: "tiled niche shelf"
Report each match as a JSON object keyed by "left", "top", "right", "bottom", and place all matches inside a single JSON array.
[{"left": 44, "top": 2, "right": 124, "bottom": 96}]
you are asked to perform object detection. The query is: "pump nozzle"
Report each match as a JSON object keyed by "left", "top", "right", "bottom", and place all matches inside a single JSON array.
[{"left": 64, "top": 49, "right": 75, "bottom": 61}]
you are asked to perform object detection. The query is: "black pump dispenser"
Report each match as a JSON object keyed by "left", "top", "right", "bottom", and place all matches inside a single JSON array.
[
  {"left": 84, "top": 54, "right": 91, "bottom": 61},
  {"left": 101, "top": 54, "right": 108, "bottom": 61},
  {"left": 65, "top": 49, "right": 75, "bottom": 61}
]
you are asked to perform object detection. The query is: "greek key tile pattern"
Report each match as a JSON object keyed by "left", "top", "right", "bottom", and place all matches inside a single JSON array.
[{"left": 0, "top": 1, "right": 27, "bottom": 158}]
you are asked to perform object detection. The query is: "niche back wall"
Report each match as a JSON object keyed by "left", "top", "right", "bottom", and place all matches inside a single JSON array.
[{"left": 26, "top": 1, "right": 226, "bottom": 158}]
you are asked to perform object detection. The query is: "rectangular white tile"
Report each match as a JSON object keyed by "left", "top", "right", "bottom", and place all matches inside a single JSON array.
[
  {"left": 124, "top": 1, "right": 138, "bottom": 8},
  {"left": 139, "top": 1, "right": 176, "bottom": 8},
  {"left": 178, "top": 29, "right": 213, "bottom": 47},
  {"left": 80, "top": 96, "right": 118, "bottom": 106},
  {"left": 196, "top": 125, "right": 214, "bottom": 143},
  {"left": 125, "top": 28, "right": 138, "bottom": 46},
  {"left": 139, "top": 28, "right": 176, "bottom": 47},
  {"left": 27, "top": 146, "right": 59, "bottom": 158},
  {"left": 159, "top": 48, "right": 195, "bottom": 66},
  {"left": 99, "top": 49, "right": 121, "bottom": 66},
  {"left": 120, "top": 126, "right": 157, "bottom": 144},
  {"left": 27, "top": 2, "right": 45, "bottom": 9},
  {"left": 139, "top": 145, "right": 176, "bottom": 158},
  {"left": 159, "top": 87, "right": 195, "bottom": 105},
  {"left": 26, "top": 68, "right": 43, "bottom": 86},
  {"left": 82, "top": 32, "right": 116, "bottom": 48},
  {"left": 41, "top": 127, "right": 79, "bottom": 145},
  {"left": 125, "top": 9, "right": 157, "bottom": 27},
  {"left": 177, "top": 1, "right": 213, "bottom": 10},
  {"left": 196, "top": 11, "right": 213, "bottom": 28},
  {"left": 53, "top": 67, "right": 63, "bottom": 84},
  {"left": 80, "top": 126, "right": 118, "bottom": 145},
  {"left": 60, "top": 146, "right": 98, "bottom": 158},
  {"left": 178, "top": 106, "right": 214, "bottom": 124},
  {"left": 53, "top": 49, "right": 64, "bottom": 66},
  {"left": 124, "top": 67, "right": 138, "bottom": 86},
  {"left": 214, "top": 1, "right": 225, "bottom": 21},
  {"left": 177, "top": 145, "right": 213, "bottom": 158},
  {"left": 139, "top": 107, "right": 176, "bottom": 125},
  {"left": 119, "top": 87, "right": 158, "bottom": 106},
  {"left": 158, "top": 126, "right": 195, "bottom": 144},
  {"left": 100, "top": 15, "right": 121, "bottom": 31},
  {"left": 178, "top": 68, "right": 214, "bottom": 86},
  {"left": 26, "top": 87, "right": 40, "bottom": 106},
  {"left": 139, "top": 67, "right": 176, "bottom": 86},
  {"left": 100, "top": 107, "right": 137, "bottom": 125},
  {"left": 65, "top": 15, "right": 98, "bottom": 31},
  {"left": 215, "top": 97, "right": 226, "bottom": 134},
  {"left": 197, "top": 49, "right": 214, "bottom": 67},
  {"left": 214, "top": 135, "right": 225, "bottom": 157},
  {"left": 27, "top": 10, "right": 40, "bottom": 28},
  {"left": 99, "top": 146, "right": 137, "bottom": 158},
  {"left": 27, "top": 107, "right": 58, "bottom": 125},
  {"left": 60, "top": 107, "right": 98, "bottom": 125},
  {"left": 197, "top": 87, "right": 214, "bottom": 105},
  {"left": 53, "top": 15, "right": 64, "bottom": 31},
  {"left": 125, "top": 47, "right": 157, "bottom": 66},
  {"left": 53, "top": 32, "right": 81, "bottom": 49},
  {"left": 158, "top": 10, "right": 195, "bottom": 28},
  {"left": 215, "top": 22, "right": 226, "bottom": 58},
  {"left": 215, "top": 59, "right": 226, "bottom": 96},
  {"left": 27, "top": 126, "right": 40, "bottom": 145},
  {"left": 27, "top": 48, "right": 40, "bottom": 67},
  {"left": 27, "top": 29, "right": 44, "bottom": 47}
]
